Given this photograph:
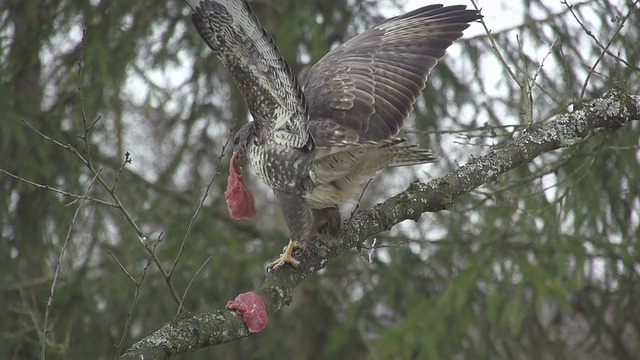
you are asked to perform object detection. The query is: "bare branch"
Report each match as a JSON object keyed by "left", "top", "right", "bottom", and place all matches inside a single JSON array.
[
  {"left": 119, "top": 90, "right": 639, "bottom": 359},
  {"left": 562, "top": 0, "right": 640, "bottom": 75},
  {"left": 0, "top": 168, "right": 115, "bottom": 207},
  {"left": 107, "top": 250, "right": 140, "bottom": 286},
  {"left": 563, "top": 0, "right": 640, "bottom": 99},
  {"left": 167, "top": 120, "right": 236, "bottom": 284},
  {"left": 470, "top": 0, "right": 525, "bottom": 90},
  {"left": 42, "top": 169, "right": 101, "bottom": 360},
  {"left": 177, "top": 256, "right": 212, "bottom": 316},
  {"left": 114, "top": 236, "right": 163, "bottom": 359},
  {"left": 111, "top": 152, "right": 132, "bottom": 193},
  {"left": 62, "top": 29, "right": 185, "bottom": 306}
]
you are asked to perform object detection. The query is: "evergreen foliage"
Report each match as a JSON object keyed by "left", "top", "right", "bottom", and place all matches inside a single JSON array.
[{"left": 1, "top": 0, "right": 638, "bottom": 358}]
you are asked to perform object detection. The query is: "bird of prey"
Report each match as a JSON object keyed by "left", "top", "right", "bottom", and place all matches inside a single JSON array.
[{"left": 188, "top": 0, "right": 481, "bottom": 269}]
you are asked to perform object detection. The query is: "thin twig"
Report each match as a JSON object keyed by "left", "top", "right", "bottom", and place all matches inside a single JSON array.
[
  {"left": 67, "top": 29, "right": 182, "bottom": 305},
  {"left": 470, "top": 0, "right": 525, "bottom": 90},
  {"left": 519, "top": 35, "right": 559, "bottom": 126},
  {"left": 114, "top": 235, "right": 163, "bottom": 359},
  {"left": 177, "top": 256, "right": 212, "bottom": 315},
  {"left": 167, "top": 120, "right": 236, "bottom": 282},
  {"left": 107, "top": 250, "right": 140, "bottom": 286},
  {"left": 406, "top": 123, "right": 529, "bottom": 136},
  {"left": 111, "top": 152, "right": 132, "bottom": 193},
  {"left": 0, "top": 168, "right": 114, "bottom": 207},
  {"left": 530, "top": 37, "right": 559, "bottom": 98},
  {"left": 562, "top": 0, "right": 640, "bottom": 99},
  {"left": 516, "top": 34, "right": 534, "bottom": 125},
  {"left": 562, "top": 0, "right": 640, "bottom": 73},
  {"left": 76, "top": 29, "right": 98, "bottom": 169},
  {"left": 531, "top": 40, "right": 559, "bottom": 88},
  {"left": 20, "top": 118, "right": 73, "bottom": 151},
  {"left": 42, "top": 170, "right": 101, "bottom": 360},
  {"left": 348, "top": 177, "right": 374, "bottom": 226}
]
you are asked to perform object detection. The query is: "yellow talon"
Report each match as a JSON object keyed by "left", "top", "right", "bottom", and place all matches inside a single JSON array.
[{"left": 267, "top": 240, "right": 302, "bottom": 269}]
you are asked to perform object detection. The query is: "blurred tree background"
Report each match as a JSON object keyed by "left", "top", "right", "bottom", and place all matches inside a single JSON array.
[{"left": 1, "top": 0, "right": 639, "bottom": 358}]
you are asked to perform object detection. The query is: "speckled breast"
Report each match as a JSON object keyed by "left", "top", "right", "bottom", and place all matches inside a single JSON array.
[{"left": 247, "top": 143, "right": 312, "bottom": 193}]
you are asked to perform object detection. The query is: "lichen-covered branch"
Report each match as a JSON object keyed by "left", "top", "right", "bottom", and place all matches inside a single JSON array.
[{"left": 119, "top": 90, "right": 639, "bottom": 359}]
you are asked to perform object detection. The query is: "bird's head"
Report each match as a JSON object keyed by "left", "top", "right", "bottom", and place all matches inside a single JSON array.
[{"left": 232, "top": 122, "right": 256, "bottom": 158}]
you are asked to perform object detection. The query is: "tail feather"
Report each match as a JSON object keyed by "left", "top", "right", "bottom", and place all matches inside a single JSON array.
[{"left": 389, "top": 146, "right": 439, "bottom": 167}]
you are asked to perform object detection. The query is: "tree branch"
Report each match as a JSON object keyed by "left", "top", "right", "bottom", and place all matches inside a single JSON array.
[{"left": 120, "top": 90, "right": 639, "bottom": 359}]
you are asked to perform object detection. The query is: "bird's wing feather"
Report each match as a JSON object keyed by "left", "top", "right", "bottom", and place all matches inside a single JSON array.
[
  {"left": 305, "top": 5, "right": 481, "bottom": 146},
  {"left": 189, "top": 0, "right": 309, "bottom": 147},
  {"left": 312, "top": 138, "right": 438, "bottom": 182}
]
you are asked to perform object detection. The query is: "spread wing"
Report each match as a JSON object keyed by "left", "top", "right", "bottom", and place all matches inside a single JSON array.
[
  {"left": 304, "top": 5, "right": 482, "bottom": 146},
  {"left": 189, "top": 0, "right": 309, "bottom": 148}
]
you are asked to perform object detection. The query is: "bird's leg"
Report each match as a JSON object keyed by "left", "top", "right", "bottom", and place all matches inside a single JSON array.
[
  {"left": 267, "top": 239, "right": 302, "bottom": 269},
  {"left": 267, "top": 191, "right": 313, "bottom": 269}
]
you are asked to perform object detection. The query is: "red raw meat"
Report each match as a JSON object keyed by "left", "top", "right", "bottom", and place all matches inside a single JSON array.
[
  {"left": 225, "top": 153, "right": 257, "bottom": 219},
  {"left": 226, "top": 291, "right": 269, "bottom": 333}
]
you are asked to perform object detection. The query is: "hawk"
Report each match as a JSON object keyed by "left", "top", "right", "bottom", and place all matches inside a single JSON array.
[{"left": 188, "top": 0, "right": 481, "bottom": 268}]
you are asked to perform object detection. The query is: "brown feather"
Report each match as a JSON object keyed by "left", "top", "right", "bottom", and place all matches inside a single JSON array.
[{"left": 305, "top": 5, "right": 482, "bottom": 144}]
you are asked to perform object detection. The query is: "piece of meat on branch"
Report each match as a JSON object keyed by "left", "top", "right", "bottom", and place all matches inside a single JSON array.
[{"left": 226, "top": 291, "right": 268, "bottom": 333}]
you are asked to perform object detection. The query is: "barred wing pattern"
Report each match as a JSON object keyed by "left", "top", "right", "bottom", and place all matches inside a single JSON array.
[
  {"left": 189, "top": 0, "right": 310, "bottom": 148},
  {"left": 305, "top": 5, "right": 481, "bottom": 146},
  {"left": 304, "top": 5, "right": 481, "bottom": 207}
]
